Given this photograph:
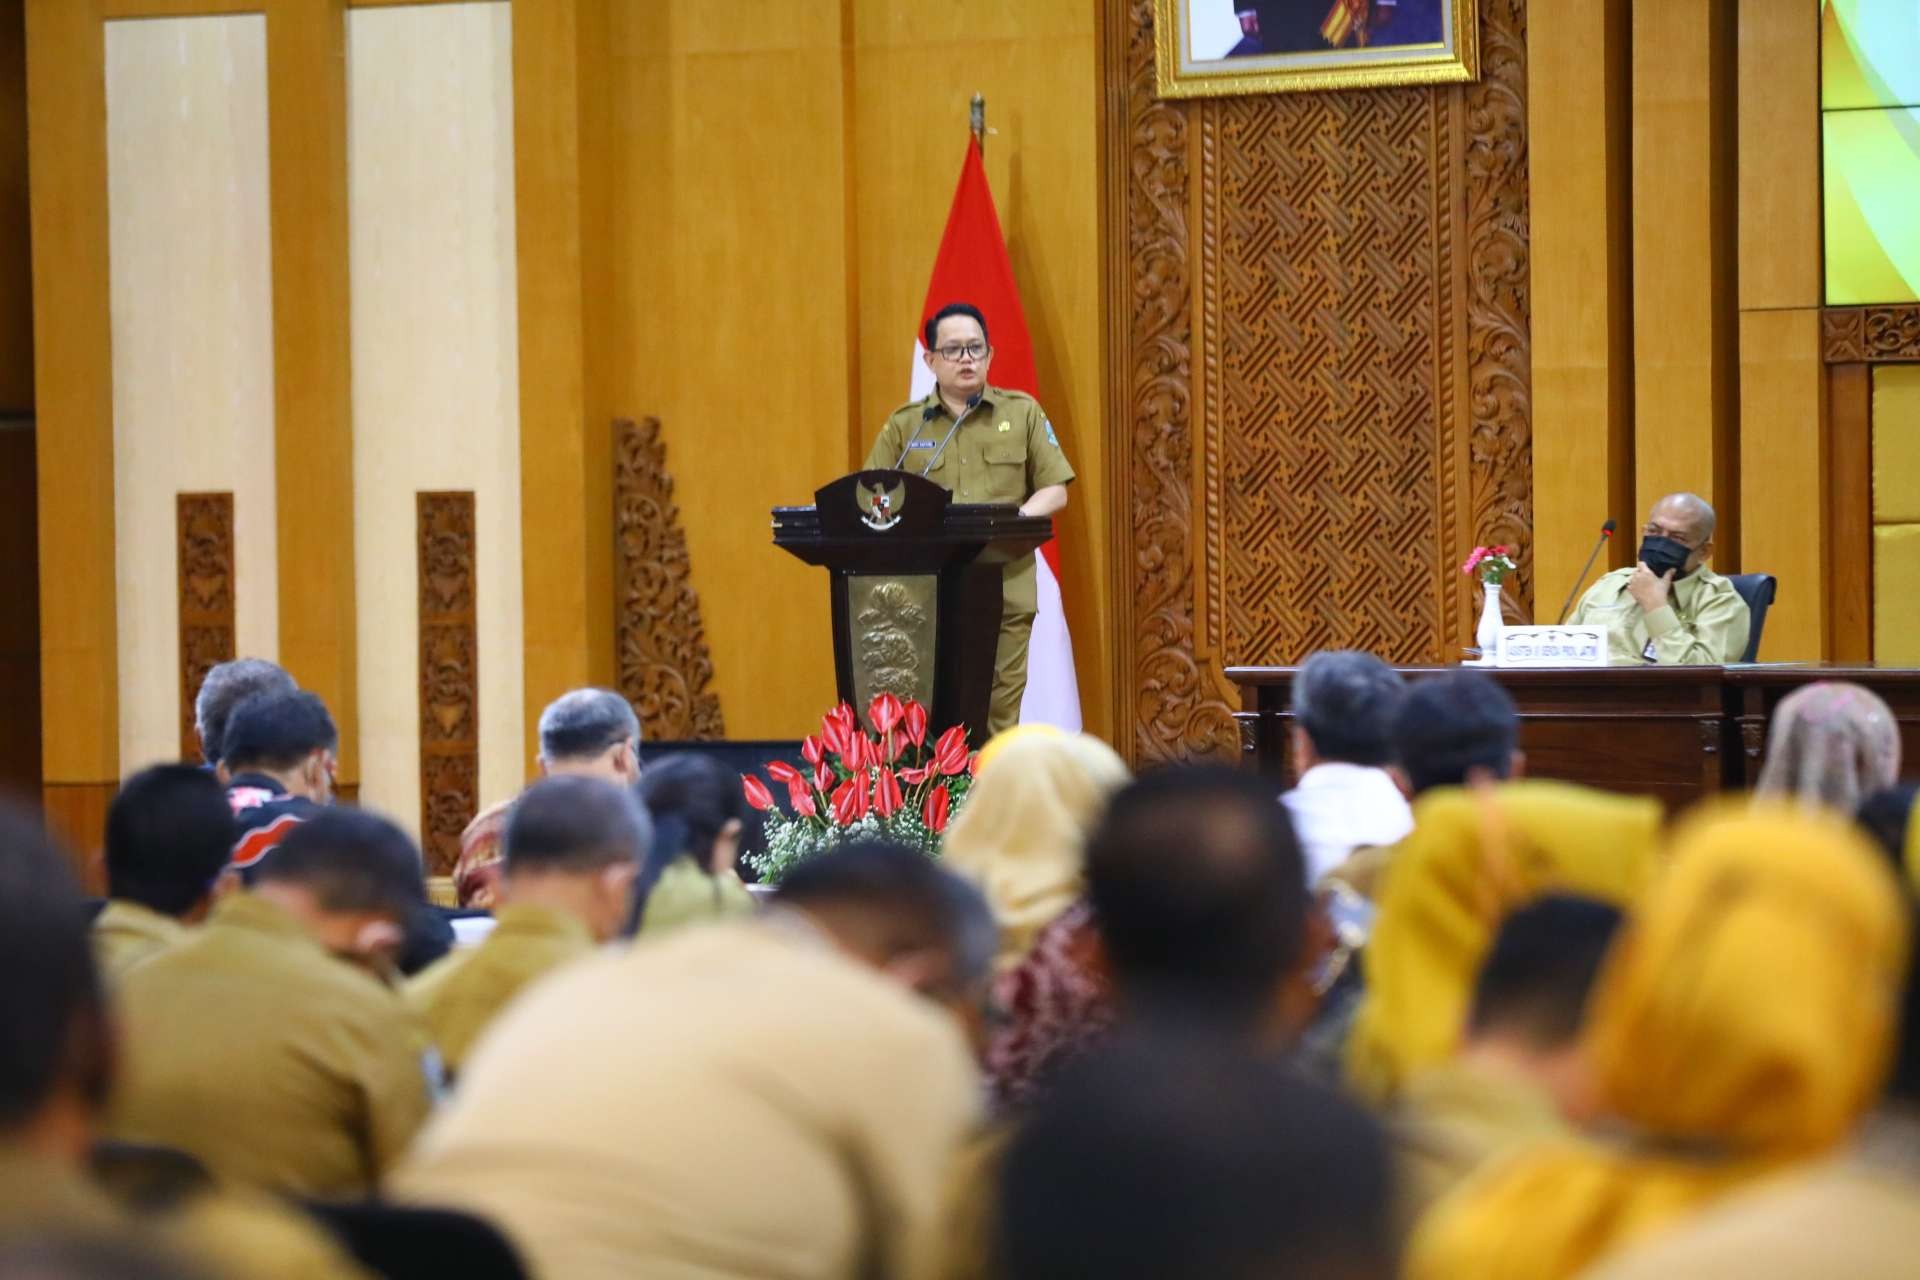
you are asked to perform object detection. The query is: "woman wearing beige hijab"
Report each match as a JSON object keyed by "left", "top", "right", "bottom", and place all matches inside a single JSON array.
[
  {"left": 1755, "top": 681, "right": 1902, "bottom": 815},
  {"left": 940, "top": 727, "right": 1130, "bottom": 972}
]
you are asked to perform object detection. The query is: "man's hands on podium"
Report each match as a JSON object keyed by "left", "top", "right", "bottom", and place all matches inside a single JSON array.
[
  {"left": 1019, "top": 484, "right": 1069, "bottom": 519},
  {"left": 1627, "top": 562, "right": 1676, "bottom": 614}
]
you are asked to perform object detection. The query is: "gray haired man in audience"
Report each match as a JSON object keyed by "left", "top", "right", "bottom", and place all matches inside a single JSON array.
[
  {"left": 452, "top": 688, "right": 643, "bottom": 908},
  {"left": 191, "top": 658, "right": 295, "bottom": 778},
  {"left": 1281, "top": 651, "right": 1413, "bottom": 884}
]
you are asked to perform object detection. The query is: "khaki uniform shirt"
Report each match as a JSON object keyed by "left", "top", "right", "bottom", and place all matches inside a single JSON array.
[
  {"left": 1568, "top": 566, "right": 1751, "bottom": 665},
  {"left": 1391, "top": 1060, "right": 1568, "bottom": 1229},
  {"left": 93, "top": 899, "right": 188, "bottom": 985},
  {"left": 863, "top": 385, "right": 1075, "bottom": 615},
  {"left": 636, "top": 859, "right": 757, "bottom": 939},
  {"left": 407, "top": 901, "right": 594, "bottom": 1076},
  {"left": 1586, "top": 1106, "right": 1920, "bottom": 1280},
  {"left": 109, "top": 893, "right": 434, "bottom": 1197},
  {"left": 395, "top": 915, "right": 981, "bottom": 1280}
]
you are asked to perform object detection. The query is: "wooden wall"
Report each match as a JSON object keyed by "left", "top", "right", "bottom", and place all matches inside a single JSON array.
[
  {"left": 604, "top": 0, "right": 1106, "bottom": 743},
  {"left": 24, "top": 0, "right": 1109, "bottom": 864},
  {"left": 1105, "top": 0, "right": 1534, "bottom": 761}
]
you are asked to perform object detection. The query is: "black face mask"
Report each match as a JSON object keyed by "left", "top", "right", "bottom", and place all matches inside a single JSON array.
[{"left": 1638, "top": 534, "right": 1694, "bottom": 581}]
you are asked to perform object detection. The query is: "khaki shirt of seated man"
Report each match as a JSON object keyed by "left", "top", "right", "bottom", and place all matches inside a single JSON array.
[{"left": 1567, "top": 566, "right": 1750, "bottom": 666}]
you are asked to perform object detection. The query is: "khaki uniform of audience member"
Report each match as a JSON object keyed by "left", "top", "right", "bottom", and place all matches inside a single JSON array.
[
  {"left": 395, "top": 916, "right": 981, "bottom": 1280},
  {"left": 407, "top": 902, "right": 595, "bottom": 1076},
  {"left": 1390, "top": 1061, "right": 1568, "bottom": 1225},
  {"left": 1568, "top": 565, "right": 1750, "bottom": 665},
  {"left": 92, "top": 899, "right": 188, "bottom": 984},
  {"left": 635, "top": 859, "right": 756, "bottom": 938},
  {"left": 109, "top": 893, "right": 433, "bottom": 1198},
  {"left": 0, "top": 1145, "right": 370, "bottom": 1280},
  {"left": 865, "top": 385, "right": 1075, "bottom": 735},
  {"left": 1585, "top": 1107, "right": 1920, "bottom": 1280}
]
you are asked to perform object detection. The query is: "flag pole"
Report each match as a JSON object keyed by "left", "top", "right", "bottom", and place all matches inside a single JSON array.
[{"left": 970, "top": 93, "right": 986, "bottom": 152}]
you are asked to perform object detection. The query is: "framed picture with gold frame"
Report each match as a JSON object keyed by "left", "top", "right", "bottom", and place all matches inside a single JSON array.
[{"left": 1154, "top": 0, "right": 1479, "bottom": 99}]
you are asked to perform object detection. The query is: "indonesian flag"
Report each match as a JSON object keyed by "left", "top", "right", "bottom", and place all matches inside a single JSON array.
[{"left": 909, "top": 137, "right": 1082, "bottom": 731}]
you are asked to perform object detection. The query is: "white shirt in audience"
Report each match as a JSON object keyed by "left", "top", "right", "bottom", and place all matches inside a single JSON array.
[{"left": 1281, "top": 762, "right": 1413, "bottom": 884}]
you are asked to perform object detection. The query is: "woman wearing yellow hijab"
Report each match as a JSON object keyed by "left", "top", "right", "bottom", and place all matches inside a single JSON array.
[
  {"left": 1346, "top": 781, "right": 1664, "bottom": 1103},
  {"left": 941, "top": 728, "right": 1129, "bottom": 971},
  {"left": 1407, "top": 804, "right": 1911, "bottom": 1280}
]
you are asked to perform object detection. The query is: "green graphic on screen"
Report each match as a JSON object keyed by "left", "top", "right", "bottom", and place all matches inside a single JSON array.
[{"left": 1823, "top": 2, "right": 1920, "bottom": 304}]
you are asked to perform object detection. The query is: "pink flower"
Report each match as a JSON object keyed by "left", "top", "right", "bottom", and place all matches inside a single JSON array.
[
  {"left": 922, "top": 783, "right": 951, "bottom": 834},
  {"left": 831, "top": 775, "right": 870, "bottom": 825},
  {"left": 933, "top": 725, "right": 970, "bottom": 776},
  {"left": 903, "top": 700, "right": 929, "bottom": 748},
  {"left": 898, "top": 763, "right": 934, "bottom": 786},
  {"left": 800, "top": 735, "right": 825, "bottom": 767},
  {"left": 741, "top": 774, "right": 774, "bottom": 812},
  {"left": 813, "top": 760, "right": 835, "bottom": 793},
  {"left": 786, "top": 779, "right": 818, "bottom": 818},
  {"left": 868, "top": 692, "right": 905, "bottom": 736},
  {"left": 766, "top": 760, "right": 803, "bottom": 786},
  {"left": 873, "top": 767, "right": 904, "bottom": 818},
  {"left": 820, "top": 710, "right": 853, "bottom": 759}
]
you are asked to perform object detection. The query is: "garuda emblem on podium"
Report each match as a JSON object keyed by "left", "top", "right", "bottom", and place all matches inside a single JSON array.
[{"left": 857, "top": 477, "right": 907, "bottom": 532}]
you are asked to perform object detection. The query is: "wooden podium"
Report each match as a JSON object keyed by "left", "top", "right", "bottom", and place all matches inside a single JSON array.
[{"left": 773, "top": 470, "right": 1052, "bottom": 746}]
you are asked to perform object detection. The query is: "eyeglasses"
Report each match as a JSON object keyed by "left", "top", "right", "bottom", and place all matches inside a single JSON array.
[
  {"left": 1641, "top": 521, "right": 1701, "bottom": 549},
  {"left": 933, "top": 343, "right": 988, "bottom": 363}
]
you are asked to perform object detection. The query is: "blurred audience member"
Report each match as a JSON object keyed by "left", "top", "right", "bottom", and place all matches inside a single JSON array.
[
  {"left": 1586, "top": 827, "right": 1920, "bottom": 1279},
  {"left": 452, "top": 689, "right": 642, "bottom": 909},
  {"left": 942, "top": 730, "right": 1129, "bottom": 972},
  {"left": 93, "top": 768, "right": 235, "bottom": 984},
  {"left": 998, "top": 1033, "right": 1396, "bottom": 1280},
  {"left": 1757, "top": 681, "right": 1902, "bottom": 815},
  {"left": 630, "top": 754, "right": 754, "bottom": 937},
  {"left": 1318, "top": 668, "right": 1524, "bottom": 906},
  {"left": 191, "top": 658, "right": 295, "bottom": 777},
  {"left": 1347, "top": 782, "right": 1659, "bottom": 1102},
  {"left": 409, "top": 777, "right": 650, "bottom": 1077},
  {"left": 1409, "top": 804, "right": 1909, "bottom": 1279},
  {"left": 1088, "top": 765, "right": 1318, "bottom": 1042},
  {"left": 987, "top": 764, "right": 1319, "bottom": 1114},
  {"left": 0, "top": 809, "right": 364, "bottom": 1279},
  {"left": 395, "top": 843, "right": 988, "bottom": 1280},
  {"left": 222, "top": 690, "right": 337, "bottom": 875},
  {"left": 1857, "top": 783, "right": 1919, "bottom": 868},
  {"left": 1394, "top": 670, "right": 1524, "bottom": 797},
  {"left": 1281, "top": 651, "right": 1411, "bottom": 883},
  {"left": 110, "top": 811, "right": 433, "bottom": 1197},
  {"left": 1393, "top": 894, "right": 1623, "bottom": 1219},
  {"left": 0, "top": 810, "right": 119, "bottom": 1237}
]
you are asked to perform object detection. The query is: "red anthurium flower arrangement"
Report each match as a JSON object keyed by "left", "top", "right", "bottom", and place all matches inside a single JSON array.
[{"left": 741, "top": 695, "right": 974, "bottom": 884}]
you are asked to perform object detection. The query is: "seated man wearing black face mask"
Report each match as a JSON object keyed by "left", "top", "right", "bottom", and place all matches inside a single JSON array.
[{"left": 1566, "top": 492, "right": 1750, "bottom": 665}]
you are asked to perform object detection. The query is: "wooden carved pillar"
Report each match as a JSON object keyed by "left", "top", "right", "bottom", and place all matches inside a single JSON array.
[
  {"left": 417, "top": 492, "right": 478, "bottom": 875},
  {"left": 177, "top": 493, "right": 236, "bottom": 762}
]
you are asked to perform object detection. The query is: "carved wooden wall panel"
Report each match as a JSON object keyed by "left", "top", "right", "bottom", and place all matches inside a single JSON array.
[
  {"left": 1106, "top": 0, "right": 1532, "bottom": 762},
  {"left": 417, "top": 492, "right": 478, "bottom": 876},
  {"left": 176, "top": 493, "right": 236, "bottom": 763},
  {"left": 613, "top": 417, "right": 725, "bottom": 740},
  {"left": 1823, "top": 305, "right": 1920, "bottom": 363}
]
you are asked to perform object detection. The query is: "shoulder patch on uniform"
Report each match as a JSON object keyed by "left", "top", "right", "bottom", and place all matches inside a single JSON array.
[{"left": 1044, "top": 419, "right": 1059, "bottom": 447}]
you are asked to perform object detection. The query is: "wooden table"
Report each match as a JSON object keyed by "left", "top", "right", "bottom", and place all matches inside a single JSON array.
[{"left": 1226, "top": 665, "right": 1920, "bottom": 808}]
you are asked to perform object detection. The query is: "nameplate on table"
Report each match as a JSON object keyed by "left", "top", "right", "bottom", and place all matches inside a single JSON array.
[{"left": 1495, "top": 626, "right": 1607, "bottom": 668}]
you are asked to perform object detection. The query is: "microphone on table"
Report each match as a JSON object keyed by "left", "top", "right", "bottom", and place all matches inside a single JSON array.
[{"left": 1555, "top": 519, "right": 1617, "bottom": 624}]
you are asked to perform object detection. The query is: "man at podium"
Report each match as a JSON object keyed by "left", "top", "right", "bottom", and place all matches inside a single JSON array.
[
  {"left": 864, "top": 303, "right": 1075, "bottom": 733},
  {"left": 1566, "top": 493, "right": 1750, "bottom": 665}
]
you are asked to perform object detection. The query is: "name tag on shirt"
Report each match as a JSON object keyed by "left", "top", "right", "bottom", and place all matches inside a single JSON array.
[{"left": 905, "top": 439, "right": 935, "bottom": 449}]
